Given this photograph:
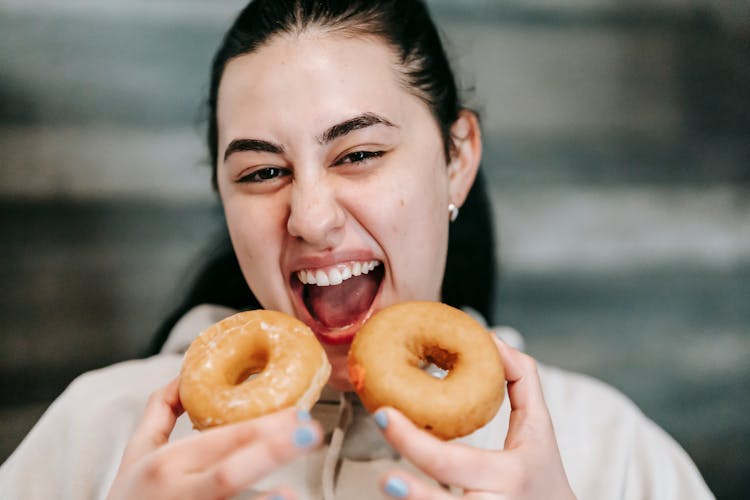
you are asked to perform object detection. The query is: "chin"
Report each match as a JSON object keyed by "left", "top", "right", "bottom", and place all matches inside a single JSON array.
[
  {"left": 328, "top": 370, "right": 355, "bottom": 392},
  {"left": 321, "top": 341, "right": 356, "bottom": 392}
]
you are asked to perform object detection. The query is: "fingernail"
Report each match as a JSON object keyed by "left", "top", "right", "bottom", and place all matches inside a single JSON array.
[
  {"left": 296, "top": 409, "right": 311, "bottom": 422},
  {"left": 292, "top": 427, "right": 315, "bottom": 448},
  {"left": 374, "top": 410, "right": 388, "bottom": 430},
  {"left": 384, "top": 476, "right": 409, "bottom": 498},
  {"left": 269, "top": 495, "right": 287, "bottom": 500}
]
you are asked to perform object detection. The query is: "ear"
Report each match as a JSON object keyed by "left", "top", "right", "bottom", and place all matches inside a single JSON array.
[{"left": 447, "top": 110, "right": 482, "bottom": 208}]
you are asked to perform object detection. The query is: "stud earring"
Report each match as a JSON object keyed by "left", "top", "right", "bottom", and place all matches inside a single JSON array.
[{"left": 448, "top": 203, "right": 459, "bottom": 222}]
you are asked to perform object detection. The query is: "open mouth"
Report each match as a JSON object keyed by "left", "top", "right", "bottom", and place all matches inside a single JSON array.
[{"left": 290, "top": 260, "right": 384, "bottom": 345}]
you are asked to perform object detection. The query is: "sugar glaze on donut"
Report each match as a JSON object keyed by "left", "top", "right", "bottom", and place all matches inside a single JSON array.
[
  {"left": 180, "top": 310, "right": 331, "bottom": 430},
  {"left": 348, "top": 301, "right": 505, "bottom": 439}
]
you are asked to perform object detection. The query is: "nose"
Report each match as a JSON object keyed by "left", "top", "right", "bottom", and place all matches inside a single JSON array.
[{"left": 286, "top": 175, "right": 345, "bottom": 249}]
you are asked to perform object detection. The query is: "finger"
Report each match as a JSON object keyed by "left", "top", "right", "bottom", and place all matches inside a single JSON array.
[
  {"left": 120, "top": 376, "right": 183, "bottom": 467},
  {"left": 493, "top": 337, "right": 546, "bottom": 412},
  {"left": 493, "top": 338, "right": 556, "bottom": 448},
  {"left": 380, "top": 471, "right": 454, "bottom": 500},
  {"left": 189, "top": 413, "right": 322, "bottom": 498},
  {"left": 375, "top": 407, "right": 504, "bottom": 491},
  {"left": 166, "top": 407, "right": 314, "bottom": 469}
]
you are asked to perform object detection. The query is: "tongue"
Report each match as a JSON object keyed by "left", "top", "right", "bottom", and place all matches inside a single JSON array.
[{"left": 304, "top": 273, "right": 379, "bottom": 328}]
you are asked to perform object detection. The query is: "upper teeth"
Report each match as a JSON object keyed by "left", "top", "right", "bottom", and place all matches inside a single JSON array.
[{"left": 297, "top": 260, "right": 381, "bottom": 287}]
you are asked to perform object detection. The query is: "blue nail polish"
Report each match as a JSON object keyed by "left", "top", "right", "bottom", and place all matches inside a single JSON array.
[
  {"left": 374, "top": 410, "right": 388, "bottom": 430},
  {"left": 384, "top": 476, "right": 409, "bottom": 498},
  {"left": 292, "top": 427, "right": 315, "bottom": 448},
  {"left": 269, "top": 495, "right": 286, "bottom": 500},
  {"left": 297, "top": 409, "right": 311, "bottom": 422}
]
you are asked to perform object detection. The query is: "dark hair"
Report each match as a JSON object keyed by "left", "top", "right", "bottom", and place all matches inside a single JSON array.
[{"left": 149, "top": 0, "right": 497, "bottom": 354}]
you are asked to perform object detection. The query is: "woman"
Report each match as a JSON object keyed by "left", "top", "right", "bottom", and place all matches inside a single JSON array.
[{"left": 0, "top": 1, "right": 713, "bottom": 499}]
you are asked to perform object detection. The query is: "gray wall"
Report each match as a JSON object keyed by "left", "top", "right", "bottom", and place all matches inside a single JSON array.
[{"left": 1, "top": 0, "right": 748, "bottom": 497}]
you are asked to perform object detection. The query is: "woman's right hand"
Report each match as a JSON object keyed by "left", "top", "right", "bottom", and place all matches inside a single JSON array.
[{"left": 107, "top": 377, "right": 322, "bottom": 500}]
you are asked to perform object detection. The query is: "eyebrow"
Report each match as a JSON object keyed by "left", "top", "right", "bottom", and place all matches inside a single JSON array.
[
  {"left": 223, "top": 138, "right": 284, "bottom": 161},
  {"left": 223, "top": 112, "right": 397, "bottom": 161},
  {"left": 317, "top": 112, "right": 397, "bottom": 145}
]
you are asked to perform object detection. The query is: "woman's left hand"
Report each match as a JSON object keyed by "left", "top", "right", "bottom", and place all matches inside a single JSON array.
[{"left": 373, "top": 339, "right": 577, "bottom": 499}]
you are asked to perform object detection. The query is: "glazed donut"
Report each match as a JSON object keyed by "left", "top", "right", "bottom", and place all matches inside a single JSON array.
[
  {"left": 347, "top": 301, "right": 505, "bottom": 439},
  {"left": 179, "top": 310, "right": 330, "bottom": 430}
]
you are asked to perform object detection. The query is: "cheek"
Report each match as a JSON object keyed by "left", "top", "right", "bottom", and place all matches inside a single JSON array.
[
  {"left": 393, "top": 198, "right": 448, "bottom": 299},
  {"left": 392, "top": 161, "right": 449, "bottom": 238},
  {"left": 363, "top": 163, "right": 450, "bottom": 296},
  {"left": 222, "top": 196, "right": 286, "bottom": 294},
  {"left": 225, "top": 200, "right": 262, "bottom": 256},
  {"left": 377, "top": 154, "right": 447, "bottom": 225}
]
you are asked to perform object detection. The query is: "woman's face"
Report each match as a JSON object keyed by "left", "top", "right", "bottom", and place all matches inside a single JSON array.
[{"left": 216, "top": 32, "right": 477, "bottom": 389}]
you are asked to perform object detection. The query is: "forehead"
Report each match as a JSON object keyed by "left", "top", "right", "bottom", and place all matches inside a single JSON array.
[{"left": 216, "top": 33, "right": 416, "bottom": 137}]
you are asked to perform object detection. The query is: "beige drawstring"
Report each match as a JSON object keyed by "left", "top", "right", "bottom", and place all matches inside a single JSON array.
[{"left": 321, "top": 392, "right": 353, "bottom": 500}]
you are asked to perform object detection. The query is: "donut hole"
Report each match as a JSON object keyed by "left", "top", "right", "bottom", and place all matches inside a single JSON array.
[
  {"left": 418, "top": 345, "right": 458, "bottom": 380},
  {"left": 229, "top": 351, "right": 269, "bottom": 385}
]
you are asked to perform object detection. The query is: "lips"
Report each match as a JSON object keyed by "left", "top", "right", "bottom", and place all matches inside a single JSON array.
[{"left": 289, "top": 259, "right": 384, "bottom": 345}]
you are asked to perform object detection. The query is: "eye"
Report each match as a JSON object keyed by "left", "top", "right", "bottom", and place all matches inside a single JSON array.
[
  {"left": 334, "top": 150, "right": 384, "bottom": 166},
  {"left": 237, "top": 166, "right": 290, "bottom": 183}
]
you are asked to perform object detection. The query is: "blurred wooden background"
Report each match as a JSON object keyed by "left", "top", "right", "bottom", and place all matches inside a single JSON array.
[{"left": 1, "top": 1, "right": 748, "bottom": 497}]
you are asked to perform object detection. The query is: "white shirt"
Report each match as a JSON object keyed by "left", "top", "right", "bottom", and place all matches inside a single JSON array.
[{"left": 0, "top": 304, "right": 714, "bottom": 499}]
